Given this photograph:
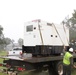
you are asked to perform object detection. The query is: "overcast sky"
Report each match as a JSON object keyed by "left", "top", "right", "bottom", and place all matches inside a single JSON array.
[{"left": 0, "top": 0, "right": 76, "bottom": 43}]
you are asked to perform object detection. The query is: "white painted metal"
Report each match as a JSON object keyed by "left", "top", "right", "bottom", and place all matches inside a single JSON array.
[
  {"left": 24, "top": 20, "right": 69, "bottom": 46},
  {"left": 7, "top": 47, "right": 22, "bottom": 56}
]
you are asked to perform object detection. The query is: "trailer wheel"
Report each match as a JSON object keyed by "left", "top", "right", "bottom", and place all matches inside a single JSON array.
[
  {"left": 7, "top": 71, "right": 12, "bottom": 75},
  {"left": 12, "top": 72, "right": 18, "bottom": 75},
  {"left": 56, "top": 61, "right": 63, "bottom": 75},
  {"left": 48, "top": 64, "right": 57, "bottom": 75},
  {"left": 7, "top": 71, "right": 18, "bottom": 75}
]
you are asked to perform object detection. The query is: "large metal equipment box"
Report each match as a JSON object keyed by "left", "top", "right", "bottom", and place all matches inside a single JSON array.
[{"left": 22, "top": 19, "right": 69, "bottom": 55}]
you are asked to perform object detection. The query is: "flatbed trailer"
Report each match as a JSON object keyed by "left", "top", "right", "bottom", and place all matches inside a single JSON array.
[{"left": 1, "top": 54, "right": 76, "bottom": 75}]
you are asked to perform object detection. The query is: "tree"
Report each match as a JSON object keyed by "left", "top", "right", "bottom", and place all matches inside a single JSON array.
[
  {"left": 0, "top": 25, "right": 5, "bottom": 44},
  {"left": 69, "top": 10, "right": 76, "bottom": 41},
  {"left": 62, "top": 15, "right": 71, "bottom": 27},
  {"left": 0, "top": 25, "right": 3, "bottom": 36},
  {"left": 70, "top": 10, "right": 76, "bottom": 28},
  {"left": 18, "top": 38, "right": 23, "bottom": 47},
  {"left": 4, "top": 38, "right": 12, "bottom": 45},
  {"left": 62, "top": 10, "right": 76, "bottom": 42},
  {"left": 0, "top": 25, "right": 6, "bottom": 50}
]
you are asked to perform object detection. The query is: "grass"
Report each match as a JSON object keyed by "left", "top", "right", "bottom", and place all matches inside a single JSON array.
[
  {"left": 0, "top": 50, "right": 7, "bottom": 56},
  {"left": 0, "top": 50, "right": 76, "bottom": 75},
  {"left": 0, "top": 50, "right": 7, "bottom": 75},
  {"left": 72, "top": 69, "right": 76, "bottom": 75},
  {"left": 0, "top": 72, "right": 7, "bottom": 75},
  {"left": 0, "top": 50, "right": 7, "bottom": 63}
]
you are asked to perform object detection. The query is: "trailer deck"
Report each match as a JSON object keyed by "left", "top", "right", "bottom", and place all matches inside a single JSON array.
[{"left": 1, "top": 54, "right": 76, "bottom": 63}]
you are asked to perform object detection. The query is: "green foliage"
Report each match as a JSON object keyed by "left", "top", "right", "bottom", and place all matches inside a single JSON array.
[
  {"left": 18, "top": 38, "right": 23, "bottom": 47},
  {"left": 0, "top": 25, "right": 5, "bottom": 45},
  {"left": 4, "top": 38, "right": 12, "bottom": 45},
  {"left": 0, "top": 25, "right": 3, "bottom": 35},
  {"left": 69, "top": 10, "right": 76, "bottom": 41},
  {"left": 70, "top": 10, "right": 76, "bottom": 27},
  {"left": 0, "top": 25, "right": 13, "bottom": 49},
  {"left": 62, "top": 10, "right": 76, "bottom": 42}
]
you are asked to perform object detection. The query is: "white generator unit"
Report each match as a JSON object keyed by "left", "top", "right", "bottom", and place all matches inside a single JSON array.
[{"left": 22, "top": 19, "right": 69, "bottom": 56}]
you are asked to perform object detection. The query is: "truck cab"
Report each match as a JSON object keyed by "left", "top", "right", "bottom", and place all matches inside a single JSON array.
[{"left": 7, "top": 47, "right": 22, "bottom": 56}]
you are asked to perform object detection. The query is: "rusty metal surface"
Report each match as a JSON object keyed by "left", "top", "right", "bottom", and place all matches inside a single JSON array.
[
  {"left": 23, "top": 54, "right": 76, "bottom": 63},
  {"left": 1, "top": 54, "right": 76, "bottom": 63},
  {"left": 23, "top": 56, "right": 63, "bottom": 63}
]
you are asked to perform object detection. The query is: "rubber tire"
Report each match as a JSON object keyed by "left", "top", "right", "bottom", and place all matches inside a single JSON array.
[
  {"left": 12, "top": 72, "right": 18, "bottom": 75},
  {"left": 48, "top": 65, "right": 58, "bottom": 75},
  {"left": 55, "top": 61, "right": 63, "bottom": 75},
  {"left": 7, "top": 71, "right": 18, "bottom": 75},
  {"left": 7, "top": 71, "right": 12, "bottom": 75}
]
